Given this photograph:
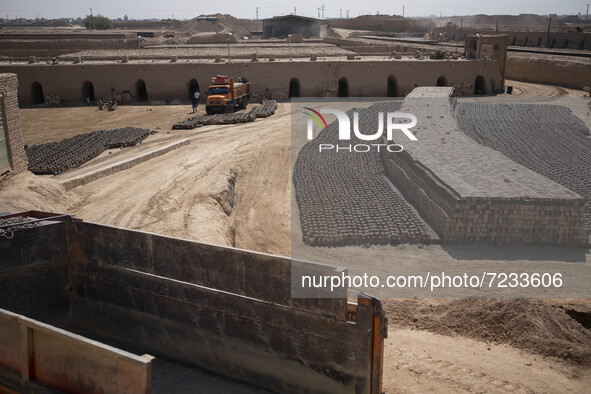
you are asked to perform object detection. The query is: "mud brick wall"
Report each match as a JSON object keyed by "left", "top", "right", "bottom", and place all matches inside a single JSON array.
[
  {"left": 0, "top": 33, "right": 139, "bottom": 58},
  {"left": 0, "top": 59, "right": 502, "bottom": 105},
  {"left": 0, "top": 73, "right": 28, "bottom": 176},
  {"left": 430, "top": 27, "right": 591, "bottom": 50},
  {"left": 381, "top": 92, "right": 589, "bottom": 245}
]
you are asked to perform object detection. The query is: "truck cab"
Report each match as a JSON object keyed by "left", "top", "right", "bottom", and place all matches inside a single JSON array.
[{"left": 205, "top": 75, "right": 250, "bottom": 115}]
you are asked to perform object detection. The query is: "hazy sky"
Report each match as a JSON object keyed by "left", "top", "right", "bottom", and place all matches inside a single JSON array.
[{"left": 2, "top": 0, "right": 590, "bottom": 20}]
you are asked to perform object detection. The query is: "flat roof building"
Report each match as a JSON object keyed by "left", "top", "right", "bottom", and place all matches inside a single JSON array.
[{"left": 262, "top": 15, "right": 322, "bottom": 39}]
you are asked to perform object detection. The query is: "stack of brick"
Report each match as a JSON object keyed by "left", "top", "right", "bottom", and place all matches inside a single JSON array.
[
  {"left": 0, "top": 73, "right": 28, "bottom": 179},
  {"left": 381, "top": 88, "right": 588, "bottom": 246},
  {"left": 293, "top": 101, "right": 438, "bottom": 247},
  {"left": 457, "top": 102, "right": 591, "bottom": 234}
]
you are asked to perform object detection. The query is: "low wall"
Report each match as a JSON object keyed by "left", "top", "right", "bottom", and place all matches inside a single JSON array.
[
  {"left": 0, "top": 308, "right": 152, "bottom": 394},
  {"left": 506, "top": 55, "right": 591, "bottom": 89},
  {"left": 0, "top": 215, "right": 387, "bottom": 393},
  {"left": 59, "top": 139, "right": 191, "bottom": 190},
  {"left": 431, "top": 27, "right": 591, "bottom": 50},
  {"left": 0, "top": 32, "right": 139, "bottom": 58},
  {"left": 0, "top": 58, "right": 501, "bottom": 105}
]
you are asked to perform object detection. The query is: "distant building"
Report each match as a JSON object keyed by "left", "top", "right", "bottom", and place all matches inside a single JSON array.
[{"left": 262, "top": 15, "right": 322, "bottom": 39}]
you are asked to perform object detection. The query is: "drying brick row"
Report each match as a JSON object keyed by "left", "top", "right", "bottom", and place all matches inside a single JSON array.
[
  {"left": 26, "top": 127, "right": 151, "bottom": 174},
  {"left": 172, "top": 100, "right": 278, "bottom": 130},
  {"left": 293, "top": 102, "right": 437, "bottom": 247}
]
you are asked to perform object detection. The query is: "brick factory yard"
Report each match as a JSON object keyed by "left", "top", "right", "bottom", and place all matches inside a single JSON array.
[{"left": 1, "top": 81, "right": 591, "bottom": 393}]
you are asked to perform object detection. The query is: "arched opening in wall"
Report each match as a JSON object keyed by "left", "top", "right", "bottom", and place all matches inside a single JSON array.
[
  {"left": 579, "top": 40, "right": 585, "bottom": 50},
  {"left": 135, "top": 79, "right": 148, "bottom": 102},
  {"left": 474, "top": 76, "right": 485, "bottom": 95},
  {"left": 386, "top": 76, "right": 398, "bottom": 97},
  {"left": 188, "top": 79, "right": 199, "bottom": 100},
  {"left": 289, "top": 78, "right": 300, "bottom": 98},
  {"left": 563, "top": 39, "right": 569, "bottom": 49},
  {"left": 537, "top": 37, "right": 542, "bottom": 47},
  {"left": 82, "top": 81, "right": 95, "bottom": 102},
  {"left": 436, "top": 75, "right": 447, "bottom": 87},
  {"left": 337, "top": 78, "right": 348, "bottom": 97},
  {"left": 452, "top": 34, "right": 456, "bottom": 41},
  {"left": 511, "top": 36, "right": 517, "bottom": 45},
  {"left": 31, "top": 82, "right": 45, "bottom": 105},
  {"left": 550, "top": 38, "right": 556, "bottom": 48}
]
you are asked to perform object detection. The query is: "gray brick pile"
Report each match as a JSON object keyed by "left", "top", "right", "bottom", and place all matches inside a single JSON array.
[
  {"left": 172, "top": 100, "right": 278, "bottom": 130},
  {"left": 26, "top": 127, "right": 151, "bottom": 174},
  {"left": 379, "top": 95, "right": 588, "bottom": 245},
  {"left": 457, "top": 102, "right": 591, "bottom": 233}
]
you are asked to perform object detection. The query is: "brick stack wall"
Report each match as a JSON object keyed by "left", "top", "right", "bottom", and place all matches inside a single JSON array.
[
  {"left": 445, "top": 197, "right": 587, "bottom": 245},
  {"left": 381, "top": 93, "right": 588, "bottom": 246},
  {"left": 0, "top": 73, "right": 28, "bottom": 179},
  {"left": 457, "top": 103, "right": 591, "bottom": 235}
]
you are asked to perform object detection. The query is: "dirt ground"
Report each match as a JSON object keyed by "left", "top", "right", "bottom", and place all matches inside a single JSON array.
[
  {"left": 499, "top": 79, "right": 589, "bottom": 98},
  {"left": 3, "top": 82, "right": 591, "bottom": 393}
]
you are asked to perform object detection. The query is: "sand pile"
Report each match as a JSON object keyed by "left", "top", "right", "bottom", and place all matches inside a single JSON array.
[
  {"left": 187, "top": 31, "right": 238, "bottom": 44},
  {"left": 386, "top": 299, "right": 591, "bottom": 364},
  {"left": 0, "top": 172, "right": 72, "bottom": 213},
  {"left": 180, "top": 14, "right": 261, "bottom": 37}
]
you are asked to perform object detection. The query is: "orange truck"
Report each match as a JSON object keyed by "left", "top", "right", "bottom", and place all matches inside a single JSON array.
[{"left": 205, "top": 75, "right": 250, "bottom": 115}]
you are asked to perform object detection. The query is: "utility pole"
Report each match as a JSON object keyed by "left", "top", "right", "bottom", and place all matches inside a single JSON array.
[
  {"left": 322, "top": 4, "right": 325, "bottom": 18},
  {"left": 586, "top": 4, "right": 589, "bottom": 21},
  {"left": 294, "top": 7, "right": 296, "bottom": 15},
  {"left": 403, "top": 6, "right": 405, "bottom": 18},
  {"left": 90, "top": 8, "right": 93, "bottom": 29},
  {"left": 256, "top": 7, "right": 259, "bottom": 20},
  {"left": 340, "top": 9, "right": 342, "bottom": 18},
  {"left": 172, "top": 13, "right": 174, "bottom": 30},
  {"left": 459, "top": 18, "right": 463, "bottom": 41},
  {"left": 318, "top": 8, "right": 321, "bottom": 18},
  {"left": 546, "top": 16, "right": 552, "bottom": 46},
  {"left": 495, "top": 19, "right": 498, "bottom": 35},
  {"left": 346, "top": 10, "right": 349, "bottom": 18}
]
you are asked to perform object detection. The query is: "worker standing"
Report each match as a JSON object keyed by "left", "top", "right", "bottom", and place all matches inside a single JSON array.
[{"left": 192, "top": 90, "right": 200, "bottom": 113}]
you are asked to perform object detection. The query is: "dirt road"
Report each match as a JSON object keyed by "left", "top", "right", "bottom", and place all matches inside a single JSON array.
[
  {"left": 502, "top": 79, "right": 588, "bottom": 98},
  {"left": 384, "top": 327, "right": 590, "bottom": 393},
  {"left": 53, "top": 104, "right": 293, "bottom": 255}
]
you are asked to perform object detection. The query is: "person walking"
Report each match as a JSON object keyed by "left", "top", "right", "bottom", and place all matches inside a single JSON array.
[{"left": 192, "top": 90, "right": 200, "bottom": 113}]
